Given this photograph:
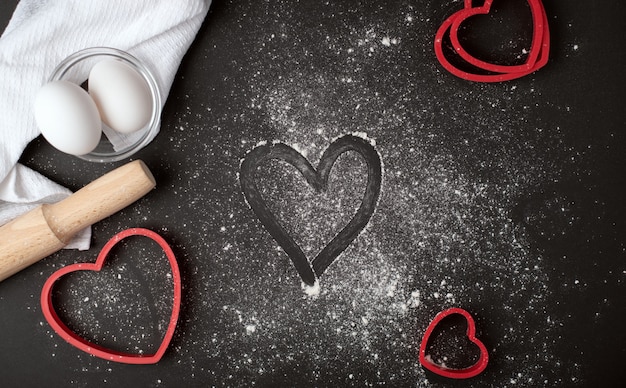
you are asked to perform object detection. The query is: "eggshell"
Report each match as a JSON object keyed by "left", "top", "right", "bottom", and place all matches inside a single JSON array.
[
  {"left": 34, "top": 80, "right": 102, "bottom": 156},
  {"left": 88, "top": 59, "right": 152, "bottom": 134}
]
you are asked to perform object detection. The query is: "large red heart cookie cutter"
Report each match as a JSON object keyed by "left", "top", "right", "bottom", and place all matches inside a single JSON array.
[
  {"left": 40, "top": 228, "right": 181, "bottom": 364},
  {"left": 419, "top": 307, "right": 489, "bottom": 379},
  {"left": 434, "top": 0, "right": 550, "bottom": 82}
]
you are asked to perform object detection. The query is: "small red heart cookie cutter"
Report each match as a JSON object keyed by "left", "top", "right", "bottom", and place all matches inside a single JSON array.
[
  {"left": 419, "top": 307, "right": 489, "bottom": 379},
  {"left": 434, "top": 0, "right": 550, "bottom": 82},
  {"left": 40, "top": 228, "right": 181, "bottom": 364}
]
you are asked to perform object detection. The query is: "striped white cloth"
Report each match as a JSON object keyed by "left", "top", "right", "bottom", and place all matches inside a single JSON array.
[{"left": 0, "top": 0, "right": 211, "bottom": 249}]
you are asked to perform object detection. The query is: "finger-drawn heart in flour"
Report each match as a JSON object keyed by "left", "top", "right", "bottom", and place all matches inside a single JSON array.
[{"left": 240, "top": 134, "right": 382, "bottom": 287}]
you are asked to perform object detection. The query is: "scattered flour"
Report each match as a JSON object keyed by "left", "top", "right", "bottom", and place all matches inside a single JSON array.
[{"left": 29, "top": 1, "right": 592, "bottom": 387}]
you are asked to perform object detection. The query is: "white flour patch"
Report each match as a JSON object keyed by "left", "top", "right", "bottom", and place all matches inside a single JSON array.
[
  {"left": 195, "top": 2, "right": 581, "bottom": 386},
  {"left": 28, "top": 1, "right": 591, "bottom": 387}
]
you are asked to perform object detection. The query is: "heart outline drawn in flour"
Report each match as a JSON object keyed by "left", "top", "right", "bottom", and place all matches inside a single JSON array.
[
  {"left": 434, "top": 0, "right": 550, "bottom": 82},
  {"left": 419, "top": 307, "right": 489, "bottom": 379},
  {"left": 40, "top": 228, "right": 181, "bottom": 364},
  {"left": 240, "top": 134, "right": 382, "bottom": 287}
]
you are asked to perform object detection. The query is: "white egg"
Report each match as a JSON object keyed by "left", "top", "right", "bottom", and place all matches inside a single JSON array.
[
  {"left": 88, "top": 59, "right": 153, "bottom": 134},
  {"left": 34, "top": 80, "right": 102, "bottom": 156}
]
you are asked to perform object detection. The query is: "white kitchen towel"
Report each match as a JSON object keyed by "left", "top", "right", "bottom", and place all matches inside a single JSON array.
[{"left": 0, "top": 0, "right": 211, "bottom": 250}]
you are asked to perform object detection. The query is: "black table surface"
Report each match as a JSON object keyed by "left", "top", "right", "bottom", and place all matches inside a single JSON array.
[{"left": 1, "top": 1, "right": 625, "bottom": 387}]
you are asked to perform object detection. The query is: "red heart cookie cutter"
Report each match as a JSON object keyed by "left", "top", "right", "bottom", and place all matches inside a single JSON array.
[
  {"left": 419, "top": 307, "right": 489, "bottom": 379},
  {"left": 434, "top": 0, "right": 550, "bottom": 82},
  {"left": 40, "top": 228, "right": 181, "bottom": 364}
]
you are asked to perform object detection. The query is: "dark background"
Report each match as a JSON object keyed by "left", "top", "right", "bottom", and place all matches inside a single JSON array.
[{"left": 1, "top": 1, "right": 625, "bottom": 387}]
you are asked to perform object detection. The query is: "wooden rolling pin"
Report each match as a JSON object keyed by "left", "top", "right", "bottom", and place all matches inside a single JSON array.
[{"left": 0, "top": 160, "right": 156, "bottom": 282}]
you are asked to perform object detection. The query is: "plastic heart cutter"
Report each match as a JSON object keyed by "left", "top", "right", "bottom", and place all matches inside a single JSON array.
[
  {"left": 419, "top": 307, "right": 489, "bottom": 379},
  {"left": 434, "top": 0, "right": 550, "bottom": 82},
  {"left": 40, "top": 228, "right": 181, "bottom": 364}
]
